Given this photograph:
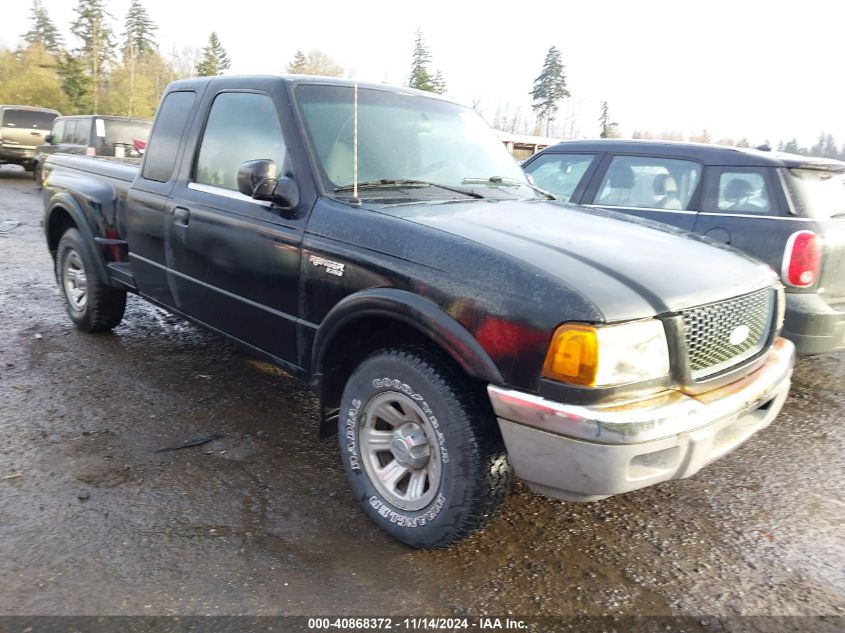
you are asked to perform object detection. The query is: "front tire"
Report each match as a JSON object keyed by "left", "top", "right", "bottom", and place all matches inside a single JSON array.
[
  {"left": 338, "top": 347, "right": 510, "bottom": 548},
  {"left": 56, "top": 228, "right": 126, "bottom": 332}
]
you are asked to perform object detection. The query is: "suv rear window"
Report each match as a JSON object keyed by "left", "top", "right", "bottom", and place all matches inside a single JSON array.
[
  {"left": 782, "top": 168, "right": 845, "bottom": 219},
  {"left": 97, "top": 119, "right": 151, "bottom": 147},
  {"left": 2, "top": 109, "right": 57, "bottom": 130}
]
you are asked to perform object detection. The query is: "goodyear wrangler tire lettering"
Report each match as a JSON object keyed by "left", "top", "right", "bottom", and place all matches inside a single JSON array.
[
  {"left": 338, "top": 346, "right": 511, "bottom": 549},
  {"left": 344, "top": 398, "right": 362, "bottom": 470}
]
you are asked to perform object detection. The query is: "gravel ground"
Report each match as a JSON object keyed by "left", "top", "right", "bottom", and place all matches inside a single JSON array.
[{"left": 0, "top": 165, "right": 842, "bottom": 630}]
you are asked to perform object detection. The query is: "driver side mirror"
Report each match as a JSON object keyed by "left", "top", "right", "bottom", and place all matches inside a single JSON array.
[
  {"left": 45, "top": 134, "right": 54, "bottom": 144},
  {"left": 237, "top": 159, "right": 300, "bottom": 211}
]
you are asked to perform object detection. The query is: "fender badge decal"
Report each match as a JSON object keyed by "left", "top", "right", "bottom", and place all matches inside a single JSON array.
[{"left": 309, "top": 255, "right": 345, "bottom": 277}]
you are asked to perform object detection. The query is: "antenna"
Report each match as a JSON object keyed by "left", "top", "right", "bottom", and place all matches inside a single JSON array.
[{"left": 353, "top": 82, "right": 359, "bottom": 200}]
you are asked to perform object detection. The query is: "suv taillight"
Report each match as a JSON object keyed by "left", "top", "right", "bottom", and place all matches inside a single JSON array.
[
  {"left": 782, "top": 230, "right": 821, "bottom": 288},
  {"left": 85, "top": 147, "right": 96, "bottom": 157}
]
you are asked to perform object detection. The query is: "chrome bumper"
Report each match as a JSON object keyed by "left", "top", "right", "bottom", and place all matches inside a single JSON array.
[{"left": 488, "top": 338, "right": 795, "bottom": 502}]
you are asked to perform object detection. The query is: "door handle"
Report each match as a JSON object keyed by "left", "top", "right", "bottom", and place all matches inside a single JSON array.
[{"left": 173, "top": 207, "right": 190, "bottom": 226}]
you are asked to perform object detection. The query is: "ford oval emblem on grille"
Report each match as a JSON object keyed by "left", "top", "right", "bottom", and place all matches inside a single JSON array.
[{"left": 729, "top": 324, "right": 751, "bottom": 346}]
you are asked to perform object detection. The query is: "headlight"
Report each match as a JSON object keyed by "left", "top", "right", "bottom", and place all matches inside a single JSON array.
[{"left": 542, "top": 319, "right": 670, "bottom": 387}]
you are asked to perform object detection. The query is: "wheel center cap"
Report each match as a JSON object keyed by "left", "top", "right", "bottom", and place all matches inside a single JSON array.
[{"left": 390, "top": 423, "right": 431, "bottom": 469}]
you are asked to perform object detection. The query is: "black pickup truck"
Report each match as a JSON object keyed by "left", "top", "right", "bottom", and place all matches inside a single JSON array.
[{"left": 42, "top": 76, "right": 794, "bottom": 548}]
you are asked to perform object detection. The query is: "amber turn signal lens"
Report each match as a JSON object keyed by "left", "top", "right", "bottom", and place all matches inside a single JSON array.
[{"left": 542, "top": 324, "right": 598, "bottom": 386}]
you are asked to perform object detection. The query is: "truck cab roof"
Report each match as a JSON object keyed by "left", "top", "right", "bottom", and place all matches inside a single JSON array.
[{"left": 165, "top": 74, "right": 454, "bottom": 101}]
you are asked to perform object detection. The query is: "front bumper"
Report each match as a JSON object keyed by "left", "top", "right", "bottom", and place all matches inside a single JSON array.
[
  {"left": 488, "top": 337, "right": 795, "bottom": 502},
  {"left": 782, "top": 293, "right": 845, "bottom": 354}
]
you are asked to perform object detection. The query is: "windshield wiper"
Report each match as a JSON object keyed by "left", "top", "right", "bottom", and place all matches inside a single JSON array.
[
  {"left": 462, "top": 176, "right": 556, "bottom": 200},
  {"left": 334, "top": 179, "right": 484, "bottom": 199}
]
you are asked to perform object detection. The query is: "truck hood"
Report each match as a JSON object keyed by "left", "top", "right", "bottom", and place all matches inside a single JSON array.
[{"left": 374, "top": 198, "right": 777, "bottom": 322}]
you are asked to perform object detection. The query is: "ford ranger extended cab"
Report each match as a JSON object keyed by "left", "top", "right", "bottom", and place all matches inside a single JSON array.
[{"left": 42, "top": 76, "right": 794, "bottom": 548}]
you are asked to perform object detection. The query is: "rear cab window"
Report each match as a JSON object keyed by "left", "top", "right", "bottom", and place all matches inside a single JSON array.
[
  {"left": 594, "top": 155, "right": 701, "bottom": 210},
  {"left": 142, "top": 91, "right": 197, "bottom": 183},
  {"left": 523, "top": 153, "right": 596, "bottom": 202}
]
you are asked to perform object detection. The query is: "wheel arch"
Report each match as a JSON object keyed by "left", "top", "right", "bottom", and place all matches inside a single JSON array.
[
  {"left": 45, "top": 194, "right": 109, "bottom": 282},
  {"left": 311, "top": 288, "right": 503, "bottom": 437}
]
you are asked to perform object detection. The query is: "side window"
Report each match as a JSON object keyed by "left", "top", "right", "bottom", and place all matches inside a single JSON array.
[
  {"left": 195, "top": 92, "right": 287, "bottom": 190},
  {"left": 142, "top": 90, "right": 197, "bottom": 183},
  {"left": 76, "top": 118, "right": 93, "bottom": 145},
  {"left": 715, "top": 169, "right": 772, "bottom": 213},
  {"left": 594, "top": 156, "right": 701, "bottom": 210},
  {"left": 523, "top": 153, "right": 596, "bottom": 202},
  {"left": 63, "top": 120, "right": 80, "bottom": 145},
  {"left": 51, "top": 120, "right": 65, "bottom": 144}
]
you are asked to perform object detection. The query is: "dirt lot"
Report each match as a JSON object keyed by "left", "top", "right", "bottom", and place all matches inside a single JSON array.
[{"left": 0, "top": 165, "right": 843, "bottom": 629}]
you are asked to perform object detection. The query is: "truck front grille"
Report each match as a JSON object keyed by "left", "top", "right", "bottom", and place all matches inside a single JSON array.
[{"left": 681, "top": 288, "right": 774, "bottom": 380}]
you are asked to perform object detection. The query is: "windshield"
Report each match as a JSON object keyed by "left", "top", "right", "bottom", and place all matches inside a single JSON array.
[
  {"left": 294, "top": 84, "right": 532, "bottom": 200},
  {"left": 97, "top": 119, "right": 151, "bottom": 146},
  {"left": 2, "top": 109, "right": 57, "bottom": 130},
  {"left": 783, "top": 168, "right": 845, "bottom": 219}
]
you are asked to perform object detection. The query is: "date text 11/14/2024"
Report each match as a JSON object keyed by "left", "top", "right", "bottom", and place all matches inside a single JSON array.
[{"left": 306, "top": 617, "right": 528, "bottom": 630}]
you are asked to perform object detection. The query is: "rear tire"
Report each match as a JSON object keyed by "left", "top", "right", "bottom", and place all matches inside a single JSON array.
[
  {"left": 56, "top": 228, "right": 126, "bottom": 332},
  {"left": 338, "top": 346, "right": 510, "bottom": 548}
]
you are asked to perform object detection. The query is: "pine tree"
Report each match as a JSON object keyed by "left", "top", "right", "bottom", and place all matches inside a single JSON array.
[
  {"left": 123, "top": 0, "right": 157, "bottom": 59},
  {"left": 23, "top": 0, "right": 63, "bottom": 55},
  {"left": 431, "top": 70, "right": 447, "bottom": 95},
  {"left": 71, "top": 0, "right": 115, "bottom": 113},
  {"left": 285, "top": 49, "right": 342, "bottom": 76},
  {"left": 57, "top": 51, "right": 93, "bottom": 113},
  {"left": 822, "top": 133, "right": 838, "bottom": 159},
  {"left": 810, "top": 132, "right": 825, "bottom": 156},
  {"left": 599, "top": 101, "right": 617, "bottom": 138},
  {"left": 531, "top": 46, "right": 570, "bottom": 136},
  {"left": 120, "top": 1, "right": 157, "bottom": 116},
  {"left": 783, "top": 138, "right": 800, "bottom": 154},
  {"left": 408, "top": 29, "right": 434, "bottom": 91},
  {"left": 287, "top": 49, "right": 307, "bottom": 74},
  {"left": 196, "top": 32, "right": 230, "bottom": 77}
]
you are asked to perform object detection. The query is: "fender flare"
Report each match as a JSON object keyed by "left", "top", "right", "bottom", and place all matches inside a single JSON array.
[
  {"left": 45, "top": 192, "right": 110, "bottom": 282},
  {"left": 312, "top": 287, "right": 503, "bottom": 384}
]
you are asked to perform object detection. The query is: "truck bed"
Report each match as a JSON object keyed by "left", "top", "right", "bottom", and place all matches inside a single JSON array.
[
  {"left": 43, "top": 154, "right": 141, "bottom": 290},
  {"left": 46, "top": 153, "right": 140, "bottom": 183}
]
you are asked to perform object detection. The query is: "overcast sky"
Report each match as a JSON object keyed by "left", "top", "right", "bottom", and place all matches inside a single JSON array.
[{"left": 3, "top": 0, "right": 844, "bottom": 146}]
